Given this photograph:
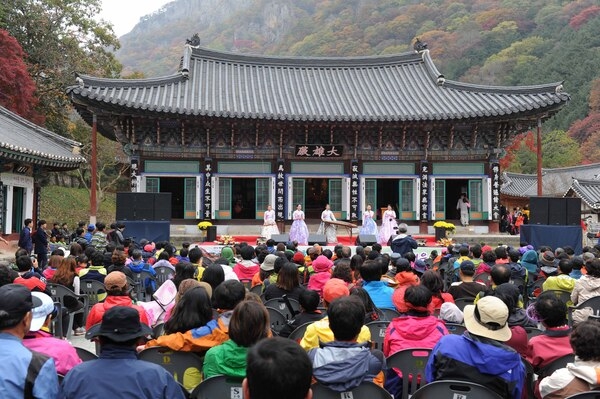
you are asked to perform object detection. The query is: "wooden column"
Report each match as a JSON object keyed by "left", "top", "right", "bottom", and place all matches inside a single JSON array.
[{"left": 90, "top": 113, "right": 98, "bottom": 225}]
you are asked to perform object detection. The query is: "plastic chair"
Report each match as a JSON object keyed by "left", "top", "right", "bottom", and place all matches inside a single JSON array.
[
  {"left": 138, "top": 346, "right": 205, "bottom": 392},
  {"left": 266, "top": 306, "right": 288, "bottom": 335},
  {"left": 537, "top": 353, "right": 575, "bottom": 380},
  {"left": 411, "top": 379, "right": 503, "bottom": 398},
  {"left": 453, "top": 298, "right": 474, "bottom": 312},
  {"left": 288, "top": 322, "right": 312, "bottom": 343},
  {"left": 239, "top": 279, "right": 252, "bottom": 290},
  {"left": 380, "top": 308, "right": 401, "bottom": 321},
  {"left": 263, "top": 297, "right": 300, "bottom": 320},
  {"left": 153, "top": 322, "right": 165, "bottom": 338},
  {"left": 311, "top": 381, "right": 393, "bottom": 399},
  {"left": 569, "top": 296, "right": 600, "bottom": 326},
  {"left": 474, "top": 272, "right": 492, "bottom": 288},
  {"left": 565, "top": 392, "right": 600, "bottom": 399},
  {"left": 79, "top": 279, "right": 106, "bottom": 314},
  {"left": 153, "top": 266, "right": 174, "bottom": 288},
  {"left": 47, "top": 283, "right": 88, "bottom": 339},
  {"left": 544, "top": 290, "right": 573, "bottom": 306},
  {"left": 74, "top": 346, "right": 98, "bottom": 362},
  {"left": 50, "top": 302, "right": 64, "bottom": 338},
  {"left": 131, "top": 271, "right": 156, "bottom": 302},
  {"left": 365, "top": 321, "right": 390, "bottom": 351},
  {"left": 249, "top": 284, "right": 263, "bottom": 296},
  {"left": 386, "top": 348, "right": 432, "bottom": 399},
  {"left": 524, "top": 326, "right": 544, "bottom": 340},
  {"left": 190, "top": 375, "right": 244, "bottom": 399},
  {"left": 445, "top": 323, "right": 467, "bottom": 335},
  {"left": 510, "top": 277, "right": 527, "bottom": 299}
]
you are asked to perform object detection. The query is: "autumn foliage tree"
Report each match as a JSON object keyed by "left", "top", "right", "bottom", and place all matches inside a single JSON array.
[{"left": 0, "top": 30, "right": 43, "bottom": 124}]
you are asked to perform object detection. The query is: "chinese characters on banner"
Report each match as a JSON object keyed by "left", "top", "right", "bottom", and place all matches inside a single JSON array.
[
  {"left": 420, "top": 161, "right": 429, "bottom": 221},
  {"left": 491, "top": 162, "right": 500, "bottom": 220},
  {"left": 295, "top": 145, "right": 343, "bottom": 158},
  {"left": 130, "top": 157, "right": 139, "bottom": 191},
  {"left": 276, "top": 160, "right": 285, "bottom": 221},
  {"left": 203, "top": 159, "right": 213, "bottom": 220},
  {"left": 350, "top": 160, "right": 359, "bottom": 221}
]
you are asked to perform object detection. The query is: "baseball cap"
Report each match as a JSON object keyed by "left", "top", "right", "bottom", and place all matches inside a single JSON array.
[
  {"left": 104, "top": 271, "right": 128, "bottom": 291},
  {"left": 323, "top": 278, "right": 349, "bottom": 304},
  {"left": 0, "top": 284, "right": 35, "bottom": 322},
  {"left": 30, "top": 292, "right": 56, "bottom": 332},
  {"left": 260, "top": 254, "right": 277, "bottom": 271},
  {"left": 292, "top": 252, "right": 305, "bottom": 264},
  {"left": 463, "top": 296, "right": 511, "bottom": 341},
  {"left": 87, "top": 224, "right": 95, "bottom": 231},
  {"left": 86, "top": 306, "right": 152, "bottom": 342},
  {"left": 460, "top": 260, "right": 475, "bottom": 273},
  {"left": 413, "top": 259, "right": 427, "bottom": 274}
]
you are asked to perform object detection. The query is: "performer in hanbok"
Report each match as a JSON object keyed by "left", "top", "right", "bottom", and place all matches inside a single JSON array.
[
  {"left": 261, "top": 205, "right": 279, "bottom": 240},
  {"left": 359, "top": 204, "right": 378, "bottom": 235},
  {"left": 289, "top": 204, "right": 309, "bottom": 245},
  {"left": 317, "top": 203, "right": 337, "bottom": 243},
  {"left": 378, "top": 204, "right": 398, "bottom": 245}
]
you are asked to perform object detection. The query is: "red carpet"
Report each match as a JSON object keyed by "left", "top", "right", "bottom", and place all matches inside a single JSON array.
[{"left": 200, "top": 234, "right": 438, "bottom": 247}]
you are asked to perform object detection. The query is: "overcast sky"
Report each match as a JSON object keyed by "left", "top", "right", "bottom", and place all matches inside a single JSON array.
[{"left": 99, "top": 0, "right": 172, "bottom": 37}]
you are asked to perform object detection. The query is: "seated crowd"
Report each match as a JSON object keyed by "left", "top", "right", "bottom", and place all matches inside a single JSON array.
[{"left": 2, "top": 223, "right": 600, "bottom": 398}]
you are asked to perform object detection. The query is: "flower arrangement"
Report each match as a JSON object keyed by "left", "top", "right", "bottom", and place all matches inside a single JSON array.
[
  {"left": 216, "top": 235, "right": 237, "bottom": 245},
  {"left": 197, "top": 221, "right": 213, "bottom": 230},
  {"left": 433, "top": 221, "right": 456, "bottom": 232},
  {"left": 437, "top": 237, "right": 455, "bottom": 247}
]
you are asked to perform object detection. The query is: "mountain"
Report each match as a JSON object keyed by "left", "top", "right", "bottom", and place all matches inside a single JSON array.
[{"left": 115, "top": 0, "right": 600, "bottom": 163}]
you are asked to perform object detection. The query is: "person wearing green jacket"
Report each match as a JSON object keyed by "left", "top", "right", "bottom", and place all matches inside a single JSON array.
[{"left": 202, "top": 300, "right": 270, "bottom": 379}]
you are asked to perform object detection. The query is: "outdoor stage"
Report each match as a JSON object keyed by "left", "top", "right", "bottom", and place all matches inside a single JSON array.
[{"left": 195, "top": 234, "right": 443, "bottom": 261}]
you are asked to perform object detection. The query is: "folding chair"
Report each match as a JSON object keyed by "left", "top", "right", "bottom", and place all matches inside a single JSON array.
[
  {"left": 386, "top": 348, "right": 432, "bottom": 399},
  {"left": 266, "top": 306, "right": 288, "bottom": 335},
  {"left": 537, "top": 353, "right": 575, "bottom": 380},
  {"left": 365, "top": 321, "right": 390, "bottom": 351},
  {"left": 411, "top": 379, "right": 502, "bottom": 398},
  {"left": 131, "top": 271, "right": 156, "bottom": 302},
  {"left": 311, "top": 381, "right": 393, "bottom": 399},
  {"left": 288, "top": 322, "right": 312, "bottom": 343},
  {"left": 47, "top": 283, "right": 88, "bottom": 339},
  {"left": 190, "top": 375, "right": 244, "bottom": 399},
  {"left": 138, "top": 346, "right": 205, "bottom": 392},
  {"left": 568, "top": 296, "right": 600, "bottom": 326},
  {"left": 263, "top": 297, "right": 300, "bottom": 320},
  {"left": 453, "top": 298, "right": 474, "bottom": 312},
  {"left": 79, "top": 279, "right": 106, "bottom": 315},
  {"left": 153, "top": 266, "right": 174, "bottom": 288}
]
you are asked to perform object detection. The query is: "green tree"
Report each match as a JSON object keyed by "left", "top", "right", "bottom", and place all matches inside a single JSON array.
[
  {"left": 542, "top": 129, "right": 582, "bottom": 168},
  {"left": 0, "top": 0, "right": 121, "bottom": 132}
]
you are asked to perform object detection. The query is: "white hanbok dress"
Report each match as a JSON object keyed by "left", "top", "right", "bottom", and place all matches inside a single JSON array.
[
  {"left": 378, "top": 209, "right": 398, "bottom": 245},
  {"left": 289, "top": 210, "right": 309, "bottom": 245},
  {"left": 317, "top": 209, "right": 337, "bottom": 243},
  {"left": 261, "top": 209, "right": 279, "bottom": 239}
]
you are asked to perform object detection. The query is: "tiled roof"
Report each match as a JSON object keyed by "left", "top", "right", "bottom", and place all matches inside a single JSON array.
[
  {"left": 501, "top": 163, "right": 600, "bottom": 198},
  {"left": 0, "top": 106, "right": 86, "bottom": 169},
  {"left": 68, "top": 46, "right": 569, "bottom": 123},
  {"left": 568, "top": 178, "right": 600, "bottom": 210}
]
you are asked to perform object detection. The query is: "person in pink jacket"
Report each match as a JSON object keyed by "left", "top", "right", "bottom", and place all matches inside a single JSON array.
[{"left": 307, "top": 255, "right": 333, "bottom": 297}]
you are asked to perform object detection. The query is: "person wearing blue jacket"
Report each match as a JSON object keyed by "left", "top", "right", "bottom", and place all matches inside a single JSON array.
[
  {"left": 426, "top": 295, "right": 526, "bottom": 399},
  {"left": 18, "top": 218, "right": 33, "bottom": 254},
  {"left": 308, "top": 296, "right": 385, "bottom": 392},
  {"left": 127, "top": 249, "right": 157, "bottom": 293}
]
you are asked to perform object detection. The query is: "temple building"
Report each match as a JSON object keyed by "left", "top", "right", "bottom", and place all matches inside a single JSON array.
[
  {"left": 0, "top": 106, "right": 86, "bottom": 235},
  {"left": 68, "top": 41, "right": 569, "bottom": 233}
]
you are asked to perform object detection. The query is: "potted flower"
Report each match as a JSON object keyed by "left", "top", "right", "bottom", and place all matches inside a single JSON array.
[
  {"left": 433, "top": 221, "right": 456, "bottom": 241},
  {"left": 197, "top": 221, "right": 213, "bottom": 242}
]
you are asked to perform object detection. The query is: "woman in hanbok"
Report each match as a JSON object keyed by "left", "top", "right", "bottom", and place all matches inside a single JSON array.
[
  {"left": 289, "top": 204, "right": 309, "bottom": 245},
  {"left": 359, "top": 204, "right": 377, "bottom": 235},
  {"left": 261, "top": 205, "right": 279, "bottom": 240},
  {"left": 378, "top": 204, "right": 398, "bottom": 245},
  {"left": 317, "top": 203, "right": 337, "bottom": 243}
]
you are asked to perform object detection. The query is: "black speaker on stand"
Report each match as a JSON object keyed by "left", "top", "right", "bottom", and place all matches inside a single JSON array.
[
  {"left": 356, "top": 234, "right": 377, "bottom": 246},
  {"left": 308, "top": 234, "right": 327, "bottom": 245}
]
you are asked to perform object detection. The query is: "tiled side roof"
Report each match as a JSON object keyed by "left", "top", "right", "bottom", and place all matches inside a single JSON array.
[
  {"left": 0, "top": 106, "right": 86, "bottom": 169},
  {"left": 68, "top": 46, "right": 569, "bottom": 122},
  {"left": 501, "top": 172, "right": 539, "bottom": 197},
  {"left": 568, "top": 178, "right": 600, "bottom": 210}
]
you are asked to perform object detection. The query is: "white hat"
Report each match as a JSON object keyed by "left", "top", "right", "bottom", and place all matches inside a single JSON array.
[
  {"left": 463, "top": 296, "right": 511, "bottom": 342},
  {"left": 30, "top": 292, "right": 55, "bottom": 332},
  {"left": 440, "top": 302, "right": 464, "bottom": 324}
]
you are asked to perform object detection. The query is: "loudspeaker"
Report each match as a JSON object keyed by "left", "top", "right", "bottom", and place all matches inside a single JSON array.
[
  {"left": 308, "top": 234, "right": 327, "bottom": 245},
  {"left": 116, "top": 193, "right": 136, "bottom": 220},
  {"left": 136, "top": 195, "right": 155, "bottom": 221},
  {"left": 153, "top": 193, "right": 172, "bottom": 221},
  {"left": 357, "top": 234, "right": 377, "bottom": 245},
  {"left": 270, "top": 234, "right": 289, "bottom": 243},
  {"left": 548, "top": 198, "right": 567, "bottom": 225},
  {"left": 529, "top": 197, "right": 549, "bottom": 225},
  {"left": 566, "top": 197, "right": 582, "bottom": 226},
  {"left": 206, "top": 226, "right": 217, "bottom": 242}
]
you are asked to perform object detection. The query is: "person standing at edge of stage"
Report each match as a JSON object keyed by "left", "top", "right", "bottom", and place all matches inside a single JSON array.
[
  {"left": 360, "top": 204, "right": 378, "bottom": 236},
  {"left": 261, "top": 205, "right": 279, "bottom": 240},
  {"left": 378, "top": 204, "right": 398, "bottom": 245},
  {"left": 317, "top": 204, "right": 337, "bottom": 244},
  {"left": 289, "top": 204, "right": 309, "bottom": 245}
]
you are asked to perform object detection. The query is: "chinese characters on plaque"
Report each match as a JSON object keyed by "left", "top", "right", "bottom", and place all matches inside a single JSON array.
[
  {"left": 491, "top": 162, "right": 500, "bottom": 220},
  {"left": 276, "top": 160, "right": 285, "bottom": 221},
  {"left": 295, "top": 145, "right": 343, "bottom": 158},
  {"left": 350, "top": 160, "right": 359, "bottom": 221},
  {"left": 420, "top": 161, "right": 429, "bottom": 221},
  {"left": 130, "top": 157, "right": 139, "bottom": 191},
  {"left": 203, "top": 159, "right": 213, "bottom": 220}
]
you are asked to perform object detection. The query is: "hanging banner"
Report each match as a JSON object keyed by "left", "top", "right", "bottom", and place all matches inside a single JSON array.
[
  {"left": 491, "top": 162, "right": 500, "bottom": 220},
  {"left": 203, "top": 158, "right": 213, "bottom": 220},
  {"left": 130, "top": 157, "right": 139, "bottom": 191},
  {"left": 276, "top": 160, "right": 285, "bottom": 221},
  {"left": 420, "top": 161, "right": 429, "bottom": 221},
  {"left": 350, "top": 160, "right": 359, "bottom": 221},
  {"left": 0, "top": 182, "right": 4, "bottom": 232}
]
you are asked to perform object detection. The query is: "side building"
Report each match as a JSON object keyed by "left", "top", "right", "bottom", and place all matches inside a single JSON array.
[
  {"left": 0, "top": 106, "right": 86, "bottom": 236},
  {"left": 68, "top": 42, "right": 569, "bottom": 233}
]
